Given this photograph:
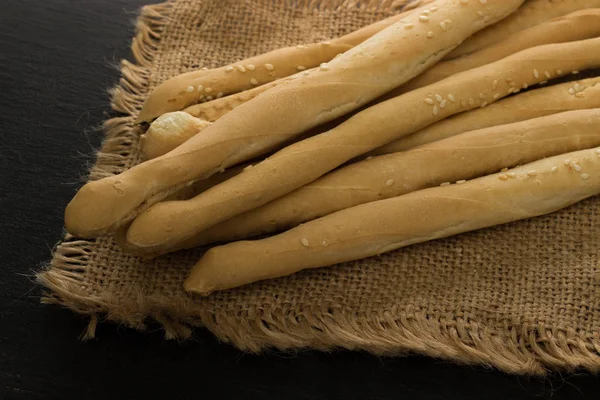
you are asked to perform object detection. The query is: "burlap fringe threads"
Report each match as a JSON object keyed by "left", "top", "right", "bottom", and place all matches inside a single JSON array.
[{"left": 37, "top": 0, "right": 600, "bottom": 375}]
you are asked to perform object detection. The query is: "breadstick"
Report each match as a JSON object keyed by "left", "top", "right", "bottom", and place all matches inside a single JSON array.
[
  {"left": 136, "top": 108, "right": 600, "bottom": 256},
  {"left": 67, "top": 0, "right": 523, "bottom": 238},
  {"left": 444, "top": 0, "right": 600, "bottom": 60},
  {"left": 135, "top": 1, "right": 433, "bottom": 123},
  {"left": 185, "top": 147, "right": 600, "bottom": 295},
  {"left": 140, "top": 112, "right": 211, "bottom": 160},
  {"left": 374, "top": 77, "right": 600, "bottom": 155},
  {"left": 398, "top": 9, "right": 600, "bottom": 94},
  {"left": 124, "top": 37, "right": 600, "bottom": 254}
]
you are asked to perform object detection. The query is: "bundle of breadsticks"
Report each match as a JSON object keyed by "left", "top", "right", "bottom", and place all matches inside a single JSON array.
[{"left": 65, "top": 0, "right": 600, "bottom": 296}]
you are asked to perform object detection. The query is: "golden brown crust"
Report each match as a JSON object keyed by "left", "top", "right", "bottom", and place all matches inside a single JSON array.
[
  {"left": 67, "top": 0, "right": 524, "bottom": 238},
  {"left": 374, "top": 77, "right": 600, "bottom": 155},
  {"left": 185, "top": 146, "right": 600, "bottom": 295},
  {"left": 444, "top": 0, "right": 600, "bottom": 60}
]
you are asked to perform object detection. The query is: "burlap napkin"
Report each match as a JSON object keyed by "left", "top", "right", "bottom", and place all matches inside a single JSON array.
[{"left": 39, "top": 0, "right": 600, "bottom": 374}]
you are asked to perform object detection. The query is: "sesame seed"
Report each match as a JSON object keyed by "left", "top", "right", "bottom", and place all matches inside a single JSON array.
[
  {"left": 564, "top": 159, "right": 572, "bottom": 166},
  {"left": 404, "top": 23, "right": 414, "bottom": 30},
  {"left": 468, "top": 98, "right": 475, "bottom": 106},
  {"left": 433, "top": 106, "right": 439, "bottom": 115},
  {"left": 427, "top": 31, "right": 434, "bottom": 38},
  {"left": 568, "top": 88, "right": 575, "bottom": 94},
  {"left": 596, "top": 149, "right": 600, "bottom": 155},
  {"left": 424, "top": 98, "right": 434, "bottom": 105},
  {"left": 366, "top": 156, "right": 373, "bottom": 160},
  {"left": 225, "top": 66, "right": 234, "bottom": 72},
  {"left": 322, "top": 41, "right": 331, "bottom": 45},
  {"left": 522, "top": 83, "right": 529, "bottom": 89},
  {"left": 264, "top": 63, "right": 274, "bottom": 71},
  {"left": 235, "top": 65, "right": 246, "bottom": 72},
  {"left": 197, "top": 85, "right": 204, "bottom": 92},
  {"left": 508, "top": 81, "right": 516, "bottom": 88},
  {"left": 507, "top": 173, "right": 516, "bottom": 178},
  {"left": 440, "top": 99, "right": 447, "bottom": 109},
  {"left": 186, "top": 86, "right": 194, "bottom": 93},
  {"left": 205, "top": 87, "right": 213, "bottom": 93},
  {"left": 493, "top": 93, "right": 500, "bottom": 99},
  {"left": 206, "top": 95, "right": 213, "bottom": 100},
  {"left": 247, "top": 64, "right": 256, "bottom": 71},
  {"left": 297, "top": 66, "right": 306, "bottom": 71},
  {"left": 296, "top": 45, "right": 307, "bottom": 49},
  {"left": 507, "top": 87, "right": 515, "bottom": 94},
  {"left": 431, "top": 6, "right": 438, "bottom": 11},
  {"left": 419, "top": 15, "right": 430, "bottom": 22},
  {"left": 440, "top": 182, "right": 451, "bottom": 186},
  {"left": 435, "top": 94, "right": 443, "bottom": 102},
  {"left": 303, "top": 71, "right": 310, "bottom": 76},
  {"left": 556, "top": 69, "right": 563, "bottom": 75},
  {"left": 480, "top": 102, "right": 488, "bottom": 108},
  {"left": 551, "top": 166, "right": 558, "bottom": 173},
  {"left": 439, "top": 21, "right": 447, "bottom": 31},
  {"left": 540, "top": 81, "right": 548, "bottom": 85},
  {"left": 422, "top": 9, "right": 430, "bottom": 15},
  {"left": 581, "top": 173, "right": 591, "bottom": 180},
  {"left": 244, "top": 164, "right": 253, "bottom": 171},
  {"left": 572, "top": 70, "right": 580, "bottom": 75},
  {"left": 574, "top": 83, "right": 582, "bottom": 91},
  {"left": 527, "top": 170, "right": 538, "bottom": 177},
  {"left": 456, "top": 180, "right": 466, "bottom": 185},
  {"left": 533, "top": 69, "right": 540, "bottom": 78},
  {"left": 544, "top": 71, "right": 551, "bottom": 78},
  {"left": 492, "top": 80, "right": 498, "bottom": 90},
  {"left": 479, "top": 93, "right": 486, "bottom": 99},
  {"left": 216, "top": 92, "right": 224, "bottom": 98},
  {"left": 385, "top": 179, "right": 395, "bottom": 187},
  {"left": 501, "top": 168, "right": 509, "bottom": 172},
  {"left": 321, "top": 240, "right": 329, "bottom": 246},
  {"left": 448, "top": 94, "right": 456, "bottom": 102},
  {"left": 301, "top": 238, "right": 309, "bottom": 247},
  {"left": 573, "top": 164, "right": 582, "bottom": 172},
  {"left": 202, "top": 67, "right": 208, "bottom": 70},
  {"left": 250, "top": 78, "right": 258, "bottom": 85},
  {"left": 320, "top": 63, "right": 330, "bottom": 71},
  {"left": 499, "top": 175, "right": 508, "bottom": 181}
]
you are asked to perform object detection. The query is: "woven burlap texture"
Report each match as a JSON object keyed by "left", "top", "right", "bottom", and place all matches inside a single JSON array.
[{"left": 38, "top": 0, "right": 600, "bottom": 375}]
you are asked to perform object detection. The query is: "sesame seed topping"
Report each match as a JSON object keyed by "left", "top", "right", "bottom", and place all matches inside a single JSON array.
[
  {"left": 424, "top": 98, "right": 434, "bottom": 105},
  {"left": 320, "top": 63, "right": 330, "bottom": 71},
  {"left": 427, "top": 31, "right": 434, "bottom": 38},
  {"left": 422, "top": 9, "right": 430, "bottom": 15},
  {"left": 264, "top": 63, "right": 274, "bottom": 71},
  {"left": 448, "top": 94, "right": 456, "bottom": 102},
  {"left": 385, "top": 179, "right": 395, "bottom": 187},
  {"left": 301, "top": 238, "right": 309, "bottom": 247},
  {"left": 321, "top": 240, "right": 329, "bottom": 246},
  {"left": 303, "top": 71, "right": 310, "bottom": 76},
  {"left": 522, "top": 83, "right": 529, "bottom": 89},
  {"left": 544, "top": 71, "right": 551, "bottom": 79},
  {"left": 250, "top": 78, "right": 258, "bottom": 85},
  {"left": 456, "top": 180, "right": 466, "bottom": 185},
  {"left": 551, "top": 166, "right": 558, "bottom": 173},
  {"left": 296, "top": 45, "right": 307, "bottom": 49},
  {"left": 186, "top": 86, "right": 194, "bottom": 93},
  {"left": 480, "top": 102, "right": 488, "bottom": 108},
  {"left": 468, "top": 98, "right": 475, "bottom": 106},
  {"left": 439, "top": 21, "right": 447, "bottom": 31},
  {"left": 581, "top": 173, "right": 591, "bottom": 180},
  {"left": 507, "top": 87, "right": 515, "bottom": 94},
  {"left": 433, "top": 106, "right": 439, "bottom": 116},
  {"left": 440, "top": 182, "right": 451, "bottom": 186},
  {"left": 246, "top": 64, "right": 255, "bottom": 71},
  {"left": 419, "top": 15, "right": 430, "bottom": 22},
  {"left": 430, "top": 6, "right": 438, "bottom": 11},
  {"left": 322, "top": 41, "right": 331, "bottom": 45},
  {"left": 201, "top": 67, "right": 208, "bottom": 70},
  {"left": 404, "top": 23, "right": 414, "bottom": 30},
  {"left": 533, "top": 69, "right": 540, "bottom": 79},
  {"left": 440, "top": 99, "right": 447, "bottom": 109},
  {"left": 435, "top": 94, "right": 443, "bottom": 103},
  {"left": 493, "top": 93, "right": 500, "bottom": 99},
  {"left": 499, "top": 175, "right": 508, "bottom": 181},
  {"left": 197, "top": 85, "right": 204, "bottom": 92},
  {"left": 540, "top": 81, "right": 548, "bottom": 85},
  {"left": 235, "top": 65, "right": 246, "bottom": 72},
  {"left": 297, "top": 66, "right": 306, "bottom": 71},
  {"left": 479, "top": 93, "right": 486, "bottom": 99},
  {"left": 573, "top": 164, "right": 582, "bottom": 172},
  {"left": 492, "top": 80, "right": 498, "bottom": 90},
  {"left": 216, "top": 92, "right": 224, "bottom": 98},
  {"left": 568, "top": 88, "right": 575, "bottom": 94},
  {"left": 556, "top": 69, "right": 563, "bottom": 75},
  {"left": 596, "top": 149, "right": 600, "bottom": 155},
  {"left": 501, "top": 168, "right": 509, "bottom": 172},
  {"left": 527, "top": 170, "right": 538, "bottom": 177},
  {"left": 206, "top": 95, "right": 213, "bottom": 100},
  {"left": 573, "top": 70, "right": 580, "bottom": 75},
  {"left": 205, "top": 87, "right": 213, "bottom": 93},
  {"left": 564, "top": 159, "right": 572, "bottom": 166},
  {"left": 225, "top": 66, "right": 234, "bottom": 72},
  {"left": 507, "top": 173, "right": 516, "bottom": 178}
]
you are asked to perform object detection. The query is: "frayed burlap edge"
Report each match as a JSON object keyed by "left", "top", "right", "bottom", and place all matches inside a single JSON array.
[{"left": 37, "top": 0, "right": 600, "bottom": 375}]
